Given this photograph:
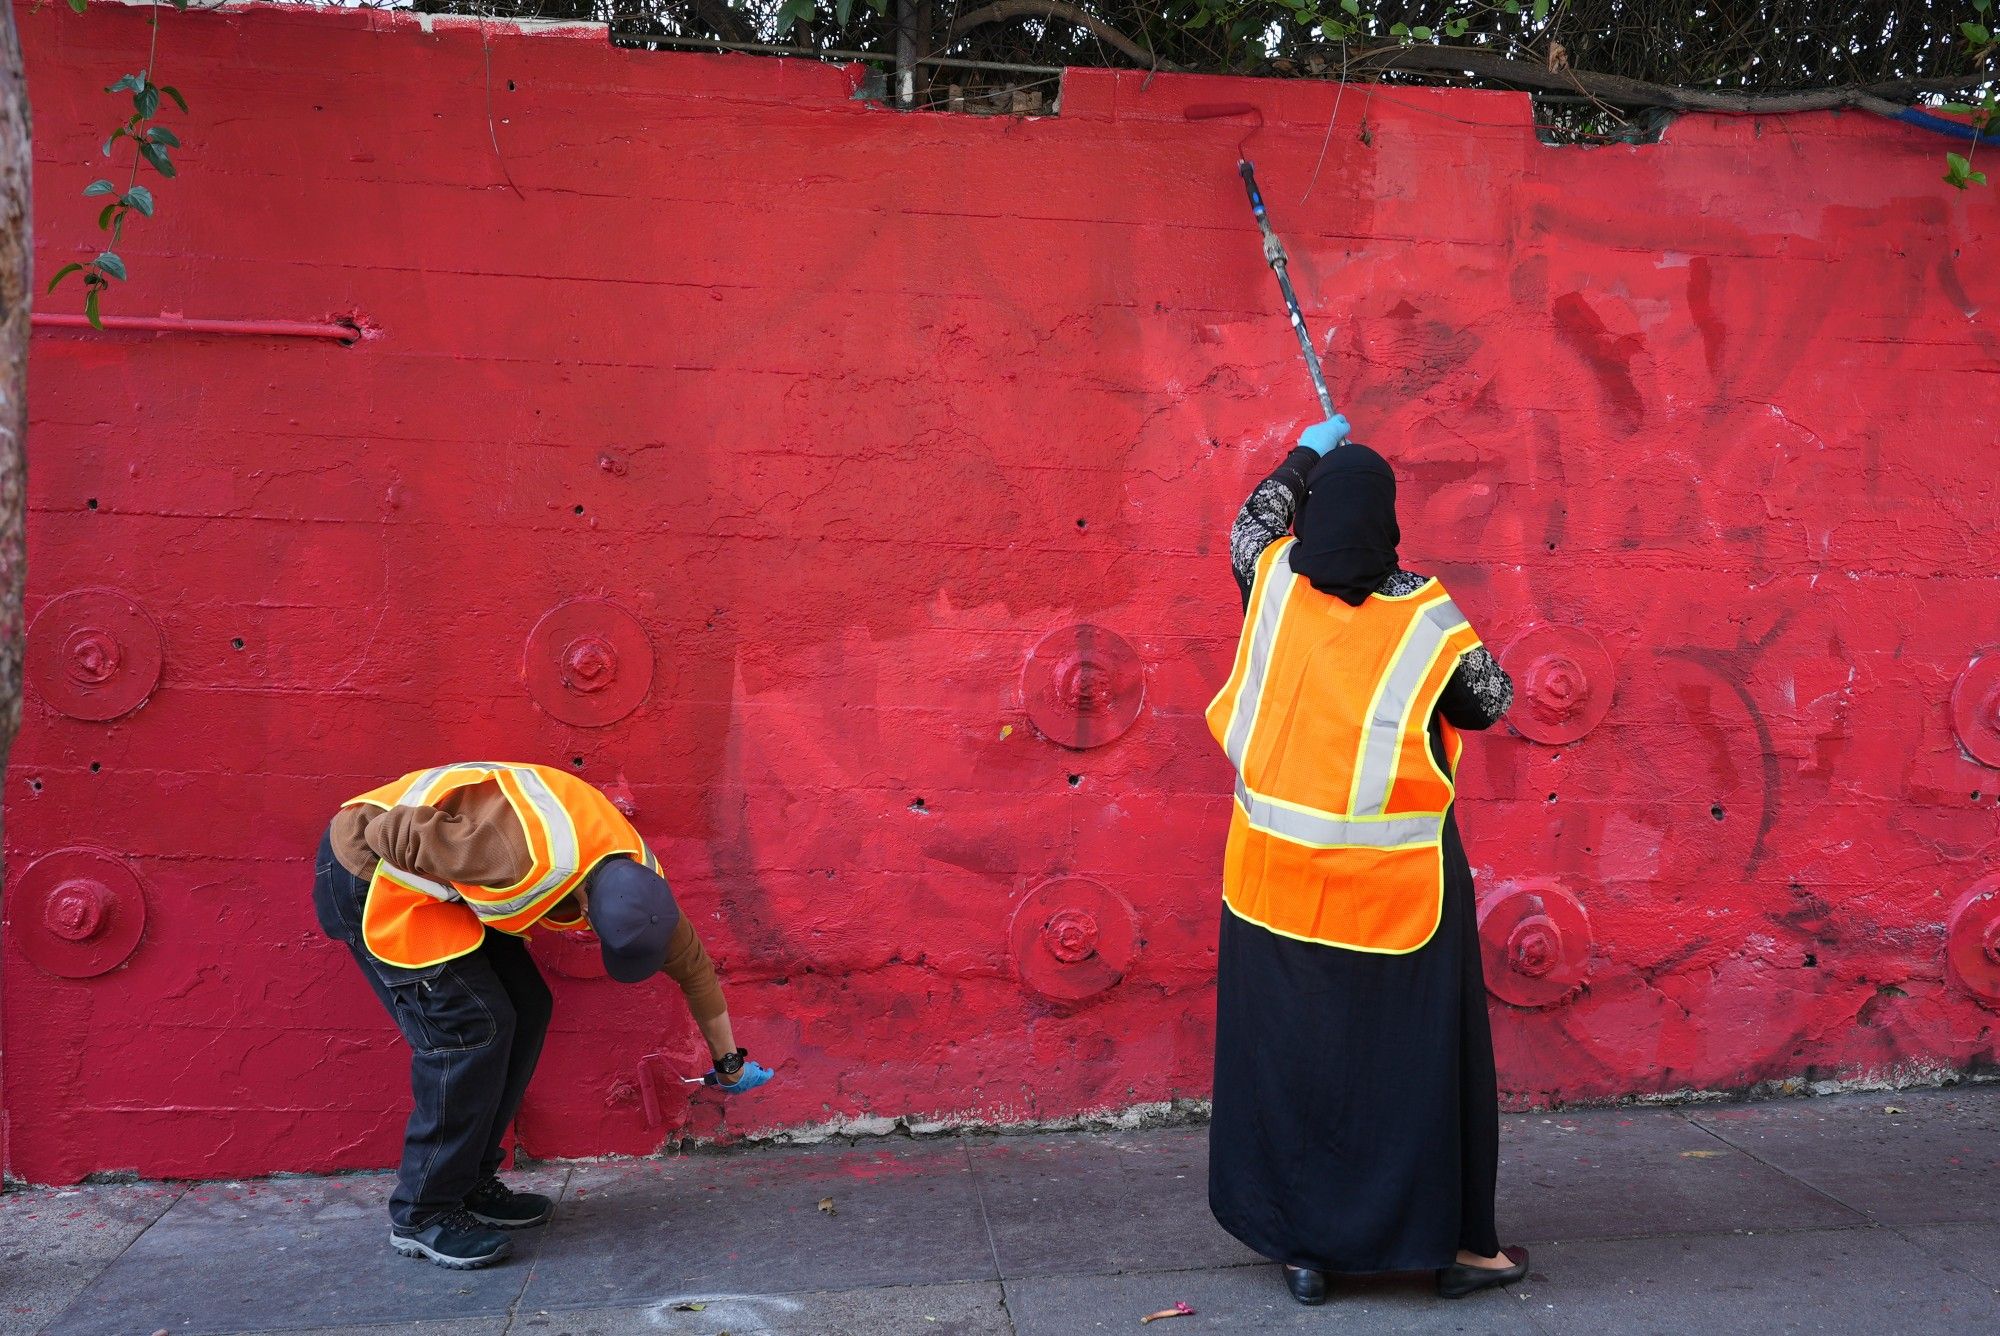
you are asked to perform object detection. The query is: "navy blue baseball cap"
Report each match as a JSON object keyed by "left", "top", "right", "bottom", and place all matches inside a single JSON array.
[{"left": 587, "top": 856, "right": 680, "bottom": 983}]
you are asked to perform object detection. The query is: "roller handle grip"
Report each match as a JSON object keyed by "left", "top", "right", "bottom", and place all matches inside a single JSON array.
[{"left": 1237, "top": 159, "right": 1266, "bottom": 222}]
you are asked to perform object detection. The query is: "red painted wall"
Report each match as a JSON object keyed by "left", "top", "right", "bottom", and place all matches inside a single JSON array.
[{"left": 5, "top": 3, "right": 1997, "bottom": 1186}]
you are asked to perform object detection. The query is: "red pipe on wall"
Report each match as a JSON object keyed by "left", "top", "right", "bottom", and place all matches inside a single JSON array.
[{"left": 31, "top": 312, "right": 361, "bottom": 342}]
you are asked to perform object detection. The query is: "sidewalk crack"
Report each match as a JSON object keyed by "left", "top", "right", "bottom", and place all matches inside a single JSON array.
[
  {"left": 962, "top": 1136, "right": 1019, "bottom": 1334},
  {"left": 502, "top": 1164, "right": 575, "bottom": 1334}
]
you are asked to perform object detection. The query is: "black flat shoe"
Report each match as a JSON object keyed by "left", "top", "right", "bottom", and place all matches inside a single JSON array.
[
  {"left": 1283, "top": 1264, "right": 1328, "bottom": 1306},
  {"left": 1437, "top": 1246, "right": 1529, "bottom": 1299}
]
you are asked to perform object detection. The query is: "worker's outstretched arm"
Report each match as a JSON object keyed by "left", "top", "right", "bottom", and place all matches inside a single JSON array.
[
  {"left": 1229, "top": 415, "right": 1349, "bottom": 607},
  {"left": 662, "top": 917, "right": 773, "bottom": 1092}
]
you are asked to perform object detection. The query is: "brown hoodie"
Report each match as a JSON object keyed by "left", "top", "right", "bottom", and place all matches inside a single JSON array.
[{"left": 330, "top": 780, "right": 725, "bottom": 1021}]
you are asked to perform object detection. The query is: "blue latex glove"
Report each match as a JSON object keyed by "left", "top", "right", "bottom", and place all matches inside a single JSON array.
[
  {"left": 706, "top": 1059, "right": 775, "bottom": 1093},
  {"left": 1299, "top": 414, "right": 1351, "bottom": 456}
]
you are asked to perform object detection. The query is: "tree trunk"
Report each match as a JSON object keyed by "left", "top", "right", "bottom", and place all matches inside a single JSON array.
[{"left": 0, "top": 0, "right": 33, "bottom": 1179}]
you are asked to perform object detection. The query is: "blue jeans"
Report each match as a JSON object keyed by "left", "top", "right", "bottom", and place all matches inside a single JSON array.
[{"left": 312, "top": 830, "right": 553, "bottom": 1229}]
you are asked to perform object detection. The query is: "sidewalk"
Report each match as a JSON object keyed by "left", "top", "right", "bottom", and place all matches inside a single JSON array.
[{"left": 5, "top": 1085, "right": 1999, "bottom": 1335}]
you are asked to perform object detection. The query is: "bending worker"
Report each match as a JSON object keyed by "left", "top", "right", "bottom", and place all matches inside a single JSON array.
[
  {"left": 1204, "top": 416, "right": 1525, "bottom": 1306},
  {"left": 311, "top": 761, "right": 773, "bottom": 1270}
]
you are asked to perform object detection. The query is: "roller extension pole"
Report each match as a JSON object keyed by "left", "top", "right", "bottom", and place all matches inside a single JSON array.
[
  {"left": 1235, "top": 159, "right": 1336, "bottom": 420},
  {"left": 1184, "top": 102, "right": 1338, "bottom": 422}
]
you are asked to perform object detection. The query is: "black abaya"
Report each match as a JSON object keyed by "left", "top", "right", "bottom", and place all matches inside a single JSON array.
[{"left": 1207, "top": 724, "right": 1501, "bottom": 1274}]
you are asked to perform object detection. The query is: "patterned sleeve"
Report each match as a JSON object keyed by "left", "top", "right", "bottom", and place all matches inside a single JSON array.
[
  {"left": 1438, "top": 645, "right": 1514, "bottom": 731},
  {"left": 1230, "top": 446, "right": 1318, "bottom": 607}
]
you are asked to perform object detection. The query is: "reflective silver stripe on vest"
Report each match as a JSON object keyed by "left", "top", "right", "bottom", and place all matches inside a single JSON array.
[
  {"left": 379, "top": 863, "right": 458, "bottom": 903},
  {"left": 468, "top": 766, "right": 583, "bottom": 920},
  {"left": 1223, "top": 539, "right": 1298, "bottom": 772},
  {"left": 1235, "top": 780, "right": 1442, "bottom": 850},
  {"left": 396, "top": 765, "right": 456, "bottom": 808},
  {"left": 395, "top": 763, "right": 584, "bottom": 920},
  {"left": 1350, "top": 597, "right": 1470, "bottom": 817}
]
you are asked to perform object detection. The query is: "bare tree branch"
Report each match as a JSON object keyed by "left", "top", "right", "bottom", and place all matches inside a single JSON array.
[
  {"left": 1345, "top": 42, "right": 1992, "bottom": 113},
  {"left": 945, "top": 0, "right": 1175, "bottom": 72}
]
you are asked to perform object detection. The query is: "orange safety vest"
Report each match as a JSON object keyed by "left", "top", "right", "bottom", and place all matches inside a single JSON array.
[
  {"left": 343, "top": 762, "right": 660, "bottom": 969},
  {"left": 1205, "top": 538, "right": 1484, "bottom": 953}
]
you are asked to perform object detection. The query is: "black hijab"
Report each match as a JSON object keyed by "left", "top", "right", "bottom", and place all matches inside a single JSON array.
[{"left": 1289, "top": 442, "right": 1400, "bottom": 606}]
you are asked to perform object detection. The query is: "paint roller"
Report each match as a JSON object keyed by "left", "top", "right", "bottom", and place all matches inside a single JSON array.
[{"left": 1185, "top": 102, "right": 1339, "bottom": 424}]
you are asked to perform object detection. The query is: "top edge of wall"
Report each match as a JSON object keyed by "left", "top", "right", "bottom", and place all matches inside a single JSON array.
[{"left": 26, "top": 0, "right": 1923, "bottom": 145}]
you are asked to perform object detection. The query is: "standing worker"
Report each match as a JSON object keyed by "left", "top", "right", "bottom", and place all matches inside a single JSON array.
[
  {"left": 311, "top": 761, "right": 774, "bottom": 1270},
  {"left": 1204, "top": 417, "right": 1526, "bottom": 1305}
]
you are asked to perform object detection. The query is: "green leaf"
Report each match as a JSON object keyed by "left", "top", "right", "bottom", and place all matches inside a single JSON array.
[
  {"left": 66, "top": 0, "right": 86, "bottom": 12},
  {"left": 135, "top": 86, "right": 161, "bottom": 120},
  {"left": 160, "top": 86, "right": 189, "bottom": 114},
  {"left": 1533, "top": 0, "right": 1550, "bottom": 18},
  {"left": 1446, "top": 18, "right": 1468, "bottom": 36},
  {"left": 835, "top": 0, "right": 853, "bottom": 24},
  {"left": 95, "top": 251, "right": 127, "bottom": 282},
  {"left": 1390, "top": 21, "right": 1409, "bottom": 37},
  {"left": 1412, "top": 25, "right": 1432, "bottom": 39},
  {"left": 1319, "top": 16, "right": 1346, "bottom": 38},
  {"left": 97, "top": 202, "right": 118, "bottom": 230},
  {"left": 83, "top": 179, "right": 117, "bottom": 197},
  {"left": 1978, "top": 0, "right": 1992, "bottom": 11},
  {"left": 123, "top": 184, "right": 155, "bottom": 216},
  {"left": 101, "top": 128, "right": 126, "bottom": 158},
  {"left": 139, "top": 143, "right": 177, "bottom": 178},
  {"left": 146, "top": 126, "right": 180, "bottom": 147},
  {"left": 1503, "top": 0, "right": 1520, "bottom": 11},
  {"left": 1341, "top": 0, "right": 1359, "bottom": 14},
  {"left": 773, "top": 0, "right": 813, "bottom": 38},
  {"left": 1186, "top": 8, "right": 1210, "bottom": 28},
  {"left": 46, "top": 262, "right": 85, "bottom": 293},
  {"left": 85, "top": 286, "right": 103, "bottom": 330},
  {"left": 1962, "top": 22, "right": 1992, "bottom": 43},
  {"left": 1948, "top": 151, "right": 1973, "bottom": 175},
  {"left": 1973, "top": 170, "right": 1991, "bottom": 186},
  {"left": 105, "top": 74, "right": 143, "bottom": 95}
]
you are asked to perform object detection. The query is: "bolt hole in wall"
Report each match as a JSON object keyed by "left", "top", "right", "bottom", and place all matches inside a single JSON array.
[
  {"left": 1068, "top": 774, "right": 1082, "bottom": 788},
  {"left": 909, "top": 797, "right": 927, "bottom": 813},
  {"left": 89, "top": 762, "right": 101, "bottom": 774},
  {"left": 230, "top": 638, "right": 244, "bottom": 651},
  {"left": 85, "top": 498, "right": 98, "bottom": 511},
  {"left": 573, "top": 504, "right": 585, "bottom": 516},
  {"left": 571, "top": 756, "right": 585, "bottom": 769},
  {"left": 1712, "top": 804, "right": 1726, "bottom": 821},
  {"left": 1075, "top": 518, "right": 1088, "bottom": 531}
]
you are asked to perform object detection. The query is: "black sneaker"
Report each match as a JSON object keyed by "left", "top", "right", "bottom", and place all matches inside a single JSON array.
[
  {"left": 464, "top": 1175, "right": 555, "bottom": 1229},
  {"left": 390, "top": 1208, "right": 512, "bottom": 1269}
]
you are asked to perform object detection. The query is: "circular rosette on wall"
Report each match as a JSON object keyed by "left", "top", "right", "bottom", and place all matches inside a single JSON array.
[
  {"left": 531, "top": 926, "right": 610, "bottom": 981},
  {"left": 1021, "top": 623, "right": 1145, "bottom": 750},
  {"left": 524, "top": 599, "right": 655, "bottom": 728},
  {"left": 1946, "top": 875, "right": 2000, "bottom": 1008},
  {"left": 1477, "top": 879, "right": 1591, "bottom": 1008},
  {"left": 1952, "top": 657, "right": 2000, "bottom": 770},
  {"left": 1499, "top": 625, "right": 1614, "bottom": 746},
  {"left": 26, "top": 590, "right": 164, "bottom": 722},
  {"left": 1008, "top": 877, "right": 1140, "bottom": 1002},
  {"left": 11, "top": 848, "right": 149, "bottom": 979}
]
